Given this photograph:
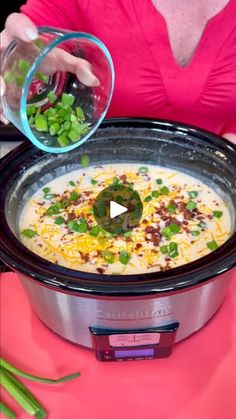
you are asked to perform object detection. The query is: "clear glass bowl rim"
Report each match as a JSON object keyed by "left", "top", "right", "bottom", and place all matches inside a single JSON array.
[{"left": 4, "top": 26, "right": 115, "bottom": 153}]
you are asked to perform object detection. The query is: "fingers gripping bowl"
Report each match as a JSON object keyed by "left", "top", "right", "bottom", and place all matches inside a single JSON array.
[
  {"left": 0, "top": 119, "right": 235, "bottom": 356},
  {"left": 1, "top": 27, "right": 114, "bottom": 153}
]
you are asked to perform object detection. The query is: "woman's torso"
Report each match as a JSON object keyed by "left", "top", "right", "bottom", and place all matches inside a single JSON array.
[{"left": 22, "top": 0, "right": 236, "bottom": 134}]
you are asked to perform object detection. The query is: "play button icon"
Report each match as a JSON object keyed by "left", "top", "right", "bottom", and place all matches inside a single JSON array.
[
  {"left": 93, "top": 183, "right": 143, "bottom": 235},
  {"left": 110, "top": 201, "right": 128, "bottom": 219}
]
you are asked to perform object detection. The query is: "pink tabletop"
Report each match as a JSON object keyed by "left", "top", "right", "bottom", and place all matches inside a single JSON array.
[{"left": 1, "top": 270, "right": 236, "bottom": 419}]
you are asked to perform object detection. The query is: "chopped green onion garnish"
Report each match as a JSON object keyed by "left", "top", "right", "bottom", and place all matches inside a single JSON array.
[
  {"left": 78, "top": 218, "right": 88, "bottom": 233},
  {"left": 58, "top": 106, "right": 71, "bottom": 118},
  {"left": 42, "top": 187, "right": 50, "bottom": 194},
  {"left": 80, "top": 154, "right": 90, "bottom": 168},
  {"left": 190, "top": 230, "right": 200, "bottom": 236},
  {"left": 169, "top": 242, "right": 178, "bottom": 258},
  {"left": 207, "top": 240, "right": 218, "bottom": 251},
  {"left": 57, "top": 135, "right": 70, "bottom": 147},
  {"left": 3, "top": 71, "right": 15, "bottom": 83},
  {"left": 186, "top": 201, "right": 197, "bottom": 211},
  {"left": 169, "top": 223, "right": 180, "bottom": 234},
  {"left": 68, "top": 217, "right": 88, "bottom": 233},
  {"left": 160, "top": 186, "right": 169, "bottom": 195},
  {"left": 68, "top": 220, "right": 80, "bottom": 232},
  {"left": 167, "top": 204, "right": 176, "bottom": 213},
  {"left": 47, "top": 91, "right": 57, "bottom": 103},
  {"left": 35, "top": 72, "right": 49, "bottom": 83},
  {"left": 49, "top": 122, "right": 60, "bottom": 136},
  {"left": 46, "top": 205, "right": 60, "bottom": 216},
  {"left": 76, "top": 107, "right": 85, "bottom": 121},
  {"left": 54, "top": 202, "right": 63, "bottom": 210},
  {"left": 18, "top": 59, "right": 31, "bottom": 73},
  {"left": 54, "top": 216, "right": 65, "bottom": 225},
  {"left": 156, "top": 178, "right": 163, "bottom": 184},
  {"left": 70, "top": 191, "right": 79, "bottom": 201},
  {"left": 69, "top": 180, "right": 76, "bottom": 186},
  {"left": 61, "top": 93, "right": 74, "bottom": 106},
  {"left": 35, "top": 115, "right": 48, "bottom": 132},
  {"left": 160, "top": 245, "right": 168, "bottom": 254},
  {"left": 124, "top": 231, "right": 132, "bottom": 238},
  {"left": 213, "top": 210, "right": 223, "bottom": 218},
  {"left": 162, "top": 223, "right": 180, "bottom": 239},
  {"left": 15, "top": 74, "right": 25, "bottom": 87},
  {"left": 197, "top": 221, "right": 206, "bottom": 228},
  {"left": 112, "top": 177, "right": 121, "bottom": 185},
  {"left": 27, "top": 105, "right": 37, "bottom": 116},
  {"left": 34, "top": 38, "right": 45, "bottom": 49},
  {"left": 162, "top": 226, "right": 172, "bottom": 240},
  {"left": 102, "top": 250, "right": 115, "bottom": 264},
  {"left": 139, "top": 166, "right": 148, "bottom": 174},
  {"left": 152, "top": 190, "right": 159, "bottom": 198},
  {"left": 188, "top": 190, "right": 198, "bottom": 199},
  {"left": 28, "top": 116, "right": 35, "bottom": 126},
  {"left": 61, "top": 199, "right": 69, "bottom": 209},
  {"left": 119, "top": 250, "right": 131, "bottom": 265},
  {"left": 68, "top": 130, "right": 79, "bottom": 142},
  {"left": 89, "top": 225, "right": 101, "bottom": 236},
  {"left": 91, "top": 178, "right": 98, "bottom": 185},
  {"left": 144, "top": 195, "right": 152, "bottom": 202},
  {"left": 44, "top": 193, "right": 53, "bottom": 200},
  {"left": 21, "top": 229, "right": 37, "bottom": 238}
]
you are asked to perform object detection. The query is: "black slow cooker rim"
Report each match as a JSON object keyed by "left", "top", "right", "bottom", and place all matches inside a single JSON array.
[{"left": 0, "top": 117, "right": 235, "bottom": 296}]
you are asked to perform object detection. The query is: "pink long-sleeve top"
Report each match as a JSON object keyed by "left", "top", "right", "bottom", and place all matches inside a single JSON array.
[{"left": 21, "top": 0, "right": 236, "bottom": 135}]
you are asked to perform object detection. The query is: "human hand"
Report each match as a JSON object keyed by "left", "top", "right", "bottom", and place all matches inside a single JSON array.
[{"left": 0, "top": 13, "right": 99, "bottom": 124}]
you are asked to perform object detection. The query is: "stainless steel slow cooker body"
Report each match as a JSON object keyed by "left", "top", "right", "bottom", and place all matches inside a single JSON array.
[{"left": 0, "top": 119, "right": 236, "bottom": 356}]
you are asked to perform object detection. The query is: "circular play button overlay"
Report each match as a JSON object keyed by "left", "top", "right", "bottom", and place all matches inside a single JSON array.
[{"left": 93, "top": 184, "right": 143, "bottom": 234}]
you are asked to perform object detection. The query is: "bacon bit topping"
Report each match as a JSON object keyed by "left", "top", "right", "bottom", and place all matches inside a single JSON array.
[{"left": 20, "top": 164, "right": 229, "bottom": 276}]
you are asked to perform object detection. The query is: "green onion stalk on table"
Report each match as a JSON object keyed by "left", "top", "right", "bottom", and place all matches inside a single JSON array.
[{"left": 0, "top": 358, "right": 81, "bottom": 418}]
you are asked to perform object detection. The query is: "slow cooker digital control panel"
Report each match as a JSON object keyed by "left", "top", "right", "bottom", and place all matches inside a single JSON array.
[{"left": 90, "top": 323, "right": 179, "bottom": 361}]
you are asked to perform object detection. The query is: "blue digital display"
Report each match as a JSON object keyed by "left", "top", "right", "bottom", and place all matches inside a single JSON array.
[{"left": 115, "top": 348, "right": 154, "bottom": 358}]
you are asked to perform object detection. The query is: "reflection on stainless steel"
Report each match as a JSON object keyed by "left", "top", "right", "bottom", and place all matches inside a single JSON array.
[
  {"left": 20, "top": 270, "right": 232, "bottom": 348},
  {"left": 0, "top": 141, "right": 22, "bottom": 157}
]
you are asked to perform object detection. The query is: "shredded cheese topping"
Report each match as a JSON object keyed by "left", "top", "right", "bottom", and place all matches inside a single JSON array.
[{"left": 19, "top": 164, "right": 231, "bottom": 274}]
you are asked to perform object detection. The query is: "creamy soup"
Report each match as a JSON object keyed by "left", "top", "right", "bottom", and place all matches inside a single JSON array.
[{"left": 19, "top": 164, "right": 231, "bottom": 274}]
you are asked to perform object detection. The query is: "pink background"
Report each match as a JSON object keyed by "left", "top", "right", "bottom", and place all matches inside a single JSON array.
[{"left": 1, "top": 270, "right": 236, "bottom": 419}]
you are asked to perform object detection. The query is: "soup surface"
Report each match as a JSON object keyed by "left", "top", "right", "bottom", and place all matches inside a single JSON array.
[{"left": 19, "top": 164, "right": 231, "bottom": 274}]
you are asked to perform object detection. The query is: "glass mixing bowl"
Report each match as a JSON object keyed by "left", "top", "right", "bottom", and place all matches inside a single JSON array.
[{"left": 1, "top": 27, "right": 114, "bottom": 153}]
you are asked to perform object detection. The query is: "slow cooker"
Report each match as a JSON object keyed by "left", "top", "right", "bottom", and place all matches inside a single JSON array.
[{"left": 0, "top": 118, "right": 236, "bottom": 361}]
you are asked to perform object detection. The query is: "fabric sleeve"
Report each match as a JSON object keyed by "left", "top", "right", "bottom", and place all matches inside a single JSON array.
[
  {"left": 220, "top": 118, "right": 236, "bottom": 135},
  {"left": 20, "top": 0, "right": 87, "bottom": 31}
]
